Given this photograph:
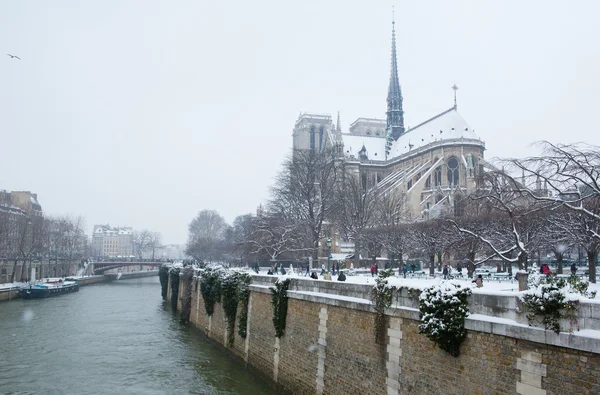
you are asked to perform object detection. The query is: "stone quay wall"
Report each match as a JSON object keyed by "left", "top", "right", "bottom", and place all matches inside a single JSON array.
[{"left": 169, "top": 273, "right": 600, "bottom": 395}]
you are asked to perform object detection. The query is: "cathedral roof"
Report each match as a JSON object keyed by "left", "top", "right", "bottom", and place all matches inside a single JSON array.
[
  {"left": 341, "top": 107, "right": 482, "bottom": 161},
  {"left": 388, "top": 107, "right": 482, "bottom": 159}
]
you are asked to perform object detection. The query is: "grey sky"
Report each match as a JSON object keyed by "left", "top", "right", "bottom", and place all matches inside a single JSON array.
[{"left": 1, "top": 1, "right": 598, "bottom": 244}]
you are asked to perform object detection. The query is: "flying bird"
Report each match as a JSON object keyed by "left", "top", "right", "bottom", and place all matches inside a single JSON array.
[{"left": 7, "top": 54, "right": 21, "bottom": 60}]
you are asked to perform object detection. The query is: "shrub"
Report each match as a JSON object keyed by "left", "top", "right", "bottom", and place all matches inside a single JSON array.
[
  {"left": 521, "top": 274, "right": 596, "bottom": 334},
  {"left": 418, "top": 281, "right": 472, "bottom": 357},
  {"left": 270, "top": 278, "right": 291, "bottom": 338}
]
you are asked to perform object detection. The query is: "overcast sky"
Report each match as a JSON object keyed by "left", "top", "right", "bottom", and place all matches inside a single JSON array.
[{"left": 1, "top": 1, "right": 598, "bottom": 244}]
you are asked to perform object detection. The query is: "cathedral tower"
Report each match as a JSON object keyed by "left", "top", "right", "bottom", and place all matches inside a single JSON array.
[{"left": 385, "top": 17, "right": 405, "bottom": 155}]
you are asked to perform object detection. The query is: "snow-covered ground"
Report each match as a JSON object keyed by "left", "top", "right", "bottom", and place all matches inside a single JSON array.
[{"left": 257, "top": 268, "right": 600, "bottom": 295}]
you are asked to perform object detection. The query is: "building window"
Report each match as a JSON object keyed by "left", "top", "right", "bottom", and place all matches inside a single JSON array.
[
  {"left": 434, "top": 166, "right": 442, "bottom": 186},
  {"left": 407, "top": 180, "right": 413, "bottom": 189},
  {"left": 310, "top": 126, "right": 316, "bottom": 150},
  {"left": 447, "top": 157, "right": 459, "bottom": 186},
  {"left": 425, "top": 174, "right": 431, "bottom": 188}
]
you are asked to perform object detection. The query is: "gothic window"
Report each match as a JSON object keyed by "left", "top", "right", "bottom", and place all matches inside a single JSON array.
[
  {"left": 366, "top": 130, "right": 372, "bottom": 136},
  {"left": 436, "top": 194, "right": 444, "bottom": 203},
  {"left": 376, "top": 173, "right": 382, "bottom": 183},
  {"left": 447, "top": 157, "right": 459, "bottom": 186},
  {"left": 407, "top": 180, "right": 412, "bottom": 189},
  {"left": 310, "top": 126, "right": 316, "bottom": 150},
  {"left": 434, "top": 166, "right": 442, "bottom": 187},
  {"left": 361, "top": 172, "right": 367, "bottom": 190},
  {"left": 425, "top": 174, "right": 431, "bottom": 188},
  {"left": 319, "top": 126, "right": 324, "bottom": 151}
]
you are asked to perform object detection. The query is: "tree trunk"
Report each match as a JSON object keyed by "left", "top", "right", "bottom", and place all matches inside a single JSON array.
[
  {"left": 397, "top": 251, "right": 404, "bottom": 269},
  {"left": 354, "top": 239, "right": 360, "bottom": 268},
  {"left": 437, "top": 252, "right": 443, "bottom": 271},
  {"left": 554, "top": 251, "right": 564, "bottom": 275},
  {"left": 10, "top": 259, "right": 18, "bottom": 283},
  {"left": 587, "top": 250, "right": 598, "bottom": 284},
  {"left": 429, "top": 254, "right": 435, "bottom": 276},
  {"left": 20, "top": 257, "right": 27, "bottom": 281},
  {"left": 467, "top": 251, "right": 476, "bottom": 278}
]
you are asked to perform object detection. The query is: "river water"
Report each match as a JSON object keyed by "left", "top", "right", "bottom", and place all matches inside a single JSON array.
[{"left": 0, "top": 276, "right": 274, "bottom": 395}]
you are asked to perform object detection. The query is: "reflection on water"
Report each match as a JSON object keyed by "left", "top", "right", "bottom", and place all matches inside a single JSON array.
[{"left": 0, "top": 276, "right": 274, "bottom": 395}]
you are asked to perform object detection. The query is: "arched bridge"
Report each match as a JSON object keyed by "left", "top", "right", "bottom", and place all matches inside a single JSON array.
[{"left": 93, "top": 261, "right": 163, "bottom": 274}]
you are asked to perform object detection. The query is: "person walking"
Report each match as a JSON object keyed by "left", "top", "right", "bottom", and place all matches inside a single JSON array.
[
  {"left": 443, "top": 264, "right": 449, "bottom": 280},
  {"left": 370, "top": 264, "right": 376, "bottom": 277},
  {"left": 570, "top": 263, "right": 577, "bottom": 276},
  {"left": 472, "top": 274, "right": 483, "bottom": 288},
  {"left": 402, "top": 264, "right": 407, "bottom": 278},
  {"left": 305, "top": 264, "right": 310, "bottom": 276}
]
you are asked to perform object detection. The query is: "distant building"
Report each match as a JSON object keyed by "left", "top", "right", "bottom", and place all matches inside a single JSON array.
[
  {"left": 0, "top": 190, "right": 43, "bottom": 217},
  {"left": 0, "top": 190, "right": 44, "bottom": 281},
  {"left": 92, "top": 225, "right": 133, "bottom": 258},
  {"left": 144, "top": 244, "right": 187, "bottom": 261}
]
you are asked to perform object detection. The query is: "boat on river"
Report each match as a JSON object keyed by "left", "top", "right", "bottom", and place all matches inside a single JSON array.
[{"left": 20, "top": 279, "right": 80, "bottom": 299}]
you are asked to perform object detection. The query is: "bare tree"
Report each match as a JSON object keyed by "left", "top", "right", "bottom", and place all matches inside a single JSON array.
[
  {"left": 369, "top": 192, "right": 411, "bottom": 268},
  {"left": 133, "top": 230, "right": 152, "bottom": 260},
  {"left": 549, "top": 199, "right": 600, "bottom": 282},
  {"left": 410, "top": 219, "right": 452, "bottom": 276},
  {"left": 334, "top": 164, "right": 381, "bottom": 267},
  {"left": 185, "top": 210, "right": 228, "bottom": 263},
  {"left": 539, "top": 209, "right": 575, "bottom": 275},
  {"left": 450, "top": 171, "right": 547, "bottom": 275},
  {"left": 62, "top": 216, "right": 86, "bottom": 274},
  {"left": 12, "top": 215, "right": 45, "bottom": 282},
  {"left": 231, "top": 214, "right": 256, "bottom": 266},
  {"left": 269, "top": 148, "right": 341, "bottom": 261},
  {"left": 508, "top": 142, "right": 600, "bottom": 221},
  {"left": 248, "top": 212, "right": 310, "bottom": 263},
  {"left": 147, "top": 231, "right": 162, "bottom": 260}
]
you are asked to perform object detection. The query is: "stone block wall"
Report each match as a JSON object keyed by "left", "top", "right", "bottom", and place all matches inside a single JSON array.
[{"left": 168, "top": 273, "right": 600, "bottom": 395}]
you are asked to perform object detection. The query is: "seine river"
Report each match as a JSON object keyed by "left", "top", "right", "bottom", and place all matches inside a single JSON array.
[{"left": 0, "top": 276, "right": 274, "bottom": 395}]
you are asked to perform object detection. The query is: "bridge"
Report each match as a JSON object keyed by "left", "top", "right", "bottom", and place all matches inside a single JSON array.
[{"left": 92, "top": 261, "right": 163, "bottom": 274}]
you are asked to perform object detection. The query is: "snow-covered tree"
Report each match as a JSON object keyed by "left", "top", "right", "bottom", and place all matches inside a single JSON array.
[{"left": 269, "top": 148, "right": 341, "bottom": 260}]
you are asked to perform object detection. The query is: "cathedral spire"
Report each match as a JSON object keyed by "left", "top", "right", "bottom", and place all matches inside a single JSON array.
[
  {"left": 386, "top": 12, "right": 405, "bottom": 143},
  {"left": 336, "top": 111, "right": 341, "bottom": 133}
]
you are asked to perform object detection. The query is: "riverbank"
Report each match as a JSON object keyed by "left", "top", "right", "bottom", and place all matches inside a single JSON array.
[
  {"left": 0, "top": 270, "right": 159, "bottom": 302},
  {"left": 167, "top": 268, "right": 600, "bottom": 395}
]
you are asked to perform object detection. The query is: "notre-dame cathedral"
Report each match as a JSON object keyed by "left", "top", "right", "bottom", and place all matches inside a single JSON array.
[{"left": 292, "top": 20, "right": 487, "bottom": 221}]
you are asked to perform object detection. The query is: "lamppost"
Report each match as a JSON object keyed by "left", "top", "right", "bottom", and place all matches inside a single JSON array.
[{"left": 326, "top": 237, "right": 332, "bottom": 273}]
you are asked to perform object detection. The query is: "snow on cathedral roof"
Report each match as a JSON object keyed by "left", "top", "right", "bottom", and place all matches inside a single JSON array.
[{"left": 341, "top": 107, "right": 482, "bottom": 161}]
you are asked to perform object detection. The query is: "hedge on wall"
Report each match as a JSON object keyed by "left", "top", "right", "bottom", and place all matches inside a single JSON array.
[
  {"left": 237, "top": 274, "right": 251, "bottom": 339},
  {"left": 371, "top": 268, "right": 396, "bottom": 344},
  {"left": 522, "top": 273, "right": 596, "bottom": 334},
  {"left": 270, "top": 278, "right": 291, "bottom": 338},
  {"left": 169, "top": 267, "right": 181, "bottom": 311},
  {"left": 418, "top": 281, "right": 471, "bottom": 357},
  {"left": 179, "top": 266, "right": 195, "bottom": 324},
  {"left": 198, "top": 266, "right": 224, "bottom": 317},
  {"left": 159, "top": 265, "right": 170, "bottom": 300}
]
